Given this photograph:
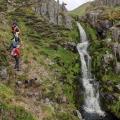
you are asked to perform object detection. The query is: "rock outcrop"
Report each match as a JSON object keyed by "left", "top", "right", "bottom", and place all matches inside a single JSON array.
[
  {"left": 0, "top": 67, "right": 8, "bottom": 80},
  {"left": 32, "top": 0, "right": 73, "bottom": 29}
]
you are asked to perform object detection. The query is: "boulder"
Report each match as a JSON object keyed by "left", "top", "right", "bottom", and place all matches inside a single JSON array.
[
  {"left": 100, "top": 20, "right": 113, "bottom": 29},
  {"left": 0, "top": 67, "right": 8, "bottom": 80}
]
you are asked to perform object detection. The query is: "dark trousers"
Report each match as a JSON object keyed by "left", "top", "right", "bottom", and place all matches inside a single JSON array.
[{"left": 14, "top": 56, "right": 20, "bottom": 70}]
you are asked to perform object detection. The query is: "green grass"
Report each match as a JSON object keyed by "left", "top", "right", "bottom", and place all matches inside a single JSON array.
[
  {"left": 0, "top": 102, "right": 36, "bottom": 120},
  {"left": 0, "top": 84, "right": 14, "bottom": 100},
  {"left": 110, "top": 101, "right": 120, "bottom": 118},
  {"left": 69, "top": 2, "right": 91, "bottom": 17}
]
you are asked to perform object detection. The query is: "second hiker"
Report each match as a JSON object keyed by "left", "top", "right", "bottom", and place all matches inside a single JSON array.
[{"left": 11, "top": 44, "right": 20, "bottom": 71}]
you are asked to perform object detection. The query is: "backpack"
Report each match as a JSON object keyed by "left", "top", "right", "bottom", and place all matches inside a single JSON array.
[{"left": 12, "top": 39, "right": 19, "bottom": 48}]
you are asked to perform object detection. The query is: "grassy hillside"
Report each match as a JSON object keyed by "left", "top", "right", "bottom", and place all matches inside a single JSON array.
[
  {"left": 69, "top": 2, "right": 91, "bottom": 17},
  {"left": 0, "top": 2, "right": 80, "bottom": 120}
]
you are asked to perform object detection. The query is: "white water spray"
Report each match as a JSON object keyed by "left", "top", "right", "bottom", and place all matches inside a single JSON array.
[{"left": 77, "top": 22, "right": 104, "bottom": 116}]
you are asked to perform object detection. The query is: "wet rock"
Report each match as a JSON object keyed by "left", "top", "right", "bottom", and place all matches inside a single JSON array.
[
  {"left": 101, "top": 93, "right": 117, "bottom": 103},
  {"left": 74, "top": 110, "right": 84, "bottom": 120},
  {"left": 0, "top": 67, "right": 8, "bottom": 80},
  {"left": 62, "top": 42, "right": 77, "bottom": 52}
]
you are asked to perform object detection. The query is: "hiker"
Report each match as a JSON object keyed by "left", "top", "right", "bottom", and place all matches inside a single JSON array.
[
  {"left": 11, "top": 22, "right": 20, "bottom": 39},
  {"left": 8, "top": 37, "right": 20, "bottom": 51},
  {"left": 11, "top": 44, "right": 20, "bottom": 71},
  {"left": 12, "top": 22, "right": 17, "bottom": 34}
]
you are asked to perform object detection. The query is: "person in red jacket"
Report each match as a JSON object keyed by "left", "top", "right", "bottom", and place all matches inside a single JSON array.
[{"left": 11, "top": 45, "right": 20, "bottom": 71}]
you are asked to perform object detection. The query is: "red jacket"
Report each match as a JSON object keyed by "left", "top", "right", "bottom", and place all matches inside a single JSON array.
[
  {"left": 11, "top": 48, "right": 20, "bottom": 57},
  {"left": 15, "top": 48, "right": 20, "bottom": 57}
]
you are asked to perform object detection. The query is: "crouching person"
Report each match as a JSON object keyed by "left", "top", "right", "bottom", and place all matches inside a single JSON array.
[{"left": 11, "top": 45, "right": 20, "bottom": 71}]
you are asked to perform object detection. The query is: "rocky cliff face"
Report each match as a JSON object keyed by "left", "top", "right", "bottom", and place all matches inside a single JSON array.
[
  {"left": 95, "top": 0, "right": 120, "bottom": 6},
  {"left": 32, "top": 0, "right": 73, "bottom": 29},
  {"left": 77, "top": 0, "right": 120, "bottom": 118}
]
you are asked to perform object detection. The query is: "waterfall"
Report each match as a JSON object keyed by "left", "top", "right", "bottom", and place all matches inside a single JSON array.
[{"left": 77, "top": 22, "right": 105, "bottom": 117}]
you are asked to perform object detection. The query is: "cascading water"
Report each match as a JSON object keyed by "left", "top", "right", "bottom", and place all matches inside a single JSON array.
[{"left": 77, "top": 22, "right": 105, "bottom": 119}]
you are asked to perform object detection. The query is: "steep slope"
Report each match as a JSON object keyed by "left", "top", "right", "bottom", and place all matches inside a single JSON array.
[
  {"left": 69, "top": 2, "right": 92, "bottom": 17},
  {"left": 0, "top": 1, "right": 80, "bottom": 120}
]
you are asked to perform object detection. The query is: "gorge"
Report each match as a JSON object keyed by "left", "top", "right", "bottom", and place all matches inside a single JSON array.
[
  {"left": 77, "top": 22, "right": 104, "bottom": 119},
  {"left": 76, "top": 22, "right": 120, "bottom": 120}
]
